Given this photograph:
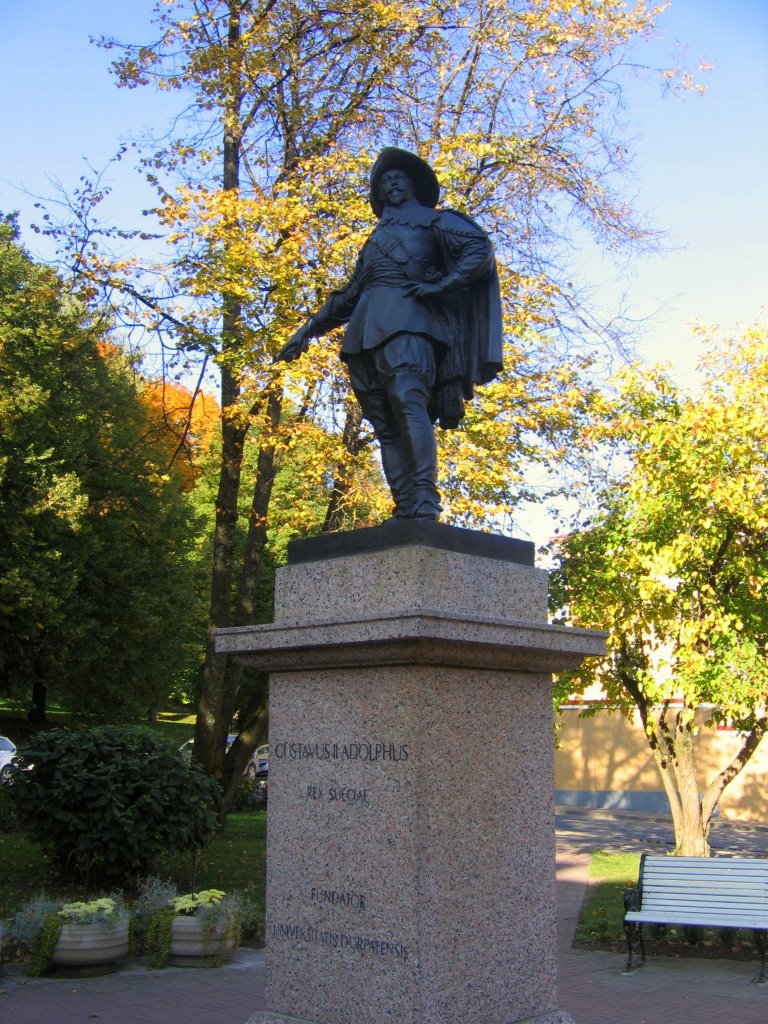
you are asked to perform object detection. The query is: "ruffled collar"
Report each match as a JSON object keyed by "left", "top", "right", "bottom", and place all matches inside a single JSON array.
[{"left": 378, "top": 201, "right": 439, "bottom": 228}]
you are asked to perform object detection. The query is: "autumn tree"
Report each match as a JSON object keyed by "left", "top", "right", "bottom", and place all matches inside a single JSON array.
[
  {"left": 179, "top": 402, "right": 368, "bottom": 710},
  {"left": 141, "top": 378, "right": 221, "bottom": 491},
  {"left": 44, "top": 0, "right": 701, "bottom": 801},
  {"left": 0, "top": 215, "right": 201, "bottom": 722},
  {"left": 550, "top": 325, "right": 768, "bottom": 856}
]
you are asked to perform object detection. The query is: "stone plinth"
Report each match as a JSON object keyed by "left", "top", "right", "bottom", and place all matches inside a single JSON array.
[{"left": 216, "top": 524, "right": 605, "bottom": 1024}]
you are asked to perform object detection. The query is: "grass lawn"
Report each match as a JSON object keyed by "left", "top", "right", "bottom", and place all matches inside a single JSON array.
[
  {"left": 0, "top": 701, "right": 196, "bottom": 748},
  {"left": 574, "top": 850, "right": 640, "bottom": 947},
  {"left": 156, "top": 812, "right": 267, "bottom": 898},
  {"left": 0, "top": 703, "right": 72, "bottom": 744},
  {"left": 575, "top": 850, "right": 761, "bottom": 965},
  {"left": 0, "top": 830, "right": 70, "bottom": 920},
  {"left": 147, "top": 711, "right": 196, "bottom": 747}
]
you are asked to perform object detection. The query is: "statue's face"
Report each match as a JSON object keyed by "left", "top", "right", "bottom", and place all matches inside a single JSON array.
[{"left": 377, "top": 169, "right": 416, "bottom": 208}]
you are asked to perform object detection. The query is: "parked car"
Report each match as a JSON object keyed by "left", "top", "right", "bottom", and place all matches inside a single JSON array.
[
  {"left": 0, "top": 735, "right": 18, "bottom": 784},
  {"left": 179, "top": 735, "right": 268, "bottom": 779},
  {"left": 249, "top": 743, "right": 269, "bottom": 780}
]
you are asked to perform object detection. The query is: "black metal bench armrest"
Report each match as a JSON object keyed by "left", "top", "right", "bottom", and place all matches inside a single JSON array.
[{"left": 624, "top": 887, "right": 642, "bottom": 913}]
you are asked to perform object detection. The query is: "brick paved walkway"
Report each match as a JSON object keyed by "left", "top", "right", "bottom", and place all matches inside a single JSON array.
[
  {"left": 0, "top": 946, "right": 266, "bottom": 1024},
  {"left": 1, "top": 845, "right": 765, "bottom": 1024}
]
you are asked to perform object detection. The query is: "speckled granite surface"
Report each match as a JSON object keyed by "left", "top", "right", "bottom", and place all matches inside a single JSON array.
[
  {"left": 217, "top": 535, "right": 602, "bottom": 1024},
  {"left": 273, "top": 544, "right": 548, "bottom": 624},
  {"left": 248, "top": 1011, "right": 575, "bottom": 1024},
  {"left": 216, "top": 547, "right": 605, "bottom": 675}
]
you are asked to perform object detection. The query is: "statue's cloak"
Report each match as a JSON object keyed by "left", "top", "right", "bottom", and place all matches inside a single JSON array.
[{"left": 429, "top": 209, "right": 504, "bottom": 428}]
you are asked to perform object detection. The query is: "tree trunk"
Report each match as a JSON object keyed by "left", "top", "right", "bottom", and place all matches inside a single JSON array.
[
  {"left": 220, "top": 679, "right": 269, "bottom": 817},
  {"left": 629, "top": 680, "right": 768, "bottom": 858},
  {"left": 193, "top": 1, "right": 245, "bottom": 780},
  {"left": 323, "top": 402, "right": 366, "bottom": 532},
  {"left": 217, "top": 390, "right": 282, "bottom": 808},
  {"left": 194, "top": 366, "right": 247, "bottom": 776},
  {"left": 651, "top": 705, "right": 711, "bottom": 856},
  {"left": 27, "top": 680, "right": 48, "bottom": 724},
  {"left": 664, "top": 763, "right": 711, "bottom": 858}
]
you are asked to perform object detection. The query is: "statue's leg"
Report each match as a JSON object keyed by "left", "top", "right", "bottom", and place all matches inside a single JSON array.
[
  {"left": 384, "top": 373, "right": 440, "bottom": 518},
  {"left": 346, "top": 353, "right": 416, "bottom": 517},
  {"left": 378, "top": 336, "right": 441, "bottom": 520}
]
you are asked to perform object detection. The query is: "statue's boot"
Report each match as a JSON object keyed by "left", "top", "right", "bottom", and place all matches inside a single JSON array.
[
  {"left": 355, "top": 389, "right": 417, "bottom": 517},
  {"left": 385, "top": 371, "right": 441, "bottom": 520}
]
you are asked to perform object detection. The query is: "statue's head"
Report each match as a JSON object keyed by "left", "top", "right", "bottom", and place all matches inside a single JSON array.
[{"left": 369, "top": 148, "right": 440, "bottom": 217}]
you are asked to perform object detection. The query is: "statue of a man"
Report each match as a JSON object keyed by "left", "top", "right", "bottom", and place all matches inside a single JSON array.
[{"left": 278, "top": 147, "right": 503, "bottom": 521}]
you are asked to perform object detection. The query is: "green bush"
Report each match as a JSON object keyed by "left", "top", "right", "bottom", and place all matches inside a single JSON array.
[
  {"left": 0, "top": 780, "right": 22, "bottom": 832},
  {"left": 230, "top": 777, "right": 268, "bottom": 812},
  {"left": 8, "top": 726, "right": 220, "bottom": 885}
]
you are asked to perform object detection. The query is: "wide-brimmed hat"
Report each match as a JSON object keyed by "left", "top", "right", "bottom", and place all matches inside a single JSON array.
[{"left": 369, "top": 147, "right": 440, "bottom": 217}]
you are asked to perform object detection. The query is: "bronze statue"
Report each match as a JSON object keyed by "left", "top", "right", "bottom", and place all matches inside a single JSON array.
[{"left": 278, "top": 147, "right": 503, "bottom": 521}]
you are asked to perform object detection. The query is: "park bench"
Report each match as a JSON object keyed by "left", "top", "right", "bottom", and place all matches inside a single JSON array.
[{"left": 623, "top": 853, "right": 768, "bottom": 982}]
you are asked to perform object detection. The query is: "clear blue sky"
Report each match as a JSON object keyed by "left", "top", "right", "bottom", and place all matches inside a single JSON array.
[{"left": 1, "top": 0, "right": 766, "bottom": 391}]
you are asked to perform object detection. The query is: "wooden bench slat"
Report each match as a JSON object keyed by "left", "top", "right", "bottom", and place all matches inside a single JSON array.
[
  {"left": 626, "top": 911, "right": 768, "bottom": 927},
  {"left": 641, "top": 884, "right": 766, "bottom": 895},
  {"left": 643, "top": 873, "right": 768, "bottom": 885},
  {"left": 640, "top": 896, "right": 767, "bottom": 907},
  {"left": 643, "top": 875, "right": 768, "bottom": 884},
  {"left": 637, "top": 906, "right": 767, "bottom": 918},
  {"left": 644, "top": 863, "right": 768, "bottom": 871},
  {"left": 643, "top": 872, "right": 768, "bottom": 884},
  {"left": 642, "top": 892, "right": 765, "bottom": 901}
]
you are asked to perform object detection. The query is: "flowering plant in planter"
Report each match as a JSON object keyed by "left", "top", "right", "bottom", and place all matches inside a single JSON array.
[
  {"left": 170, "top": 889, "right": 226, "bottom": 915},
  {"left": 147, "top": 889, "right": 241, "bottom": 968},
  {"left": 58, "top": 897, "right": 123, "bottom": 924},
  {"left": 12, "top": 894, "right": 129, "bottom": 976}
]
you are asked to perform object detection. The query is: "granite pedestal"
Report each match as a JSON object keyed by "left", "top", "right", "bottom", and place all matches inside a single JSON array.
[{"left": 216, "top": 522, "right": 605, "bottom": 1024}]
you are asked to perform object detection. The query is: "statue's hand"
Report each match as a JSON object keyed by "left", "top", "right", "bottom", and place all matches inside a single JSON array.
[
  {"left": 404, "top": 281, "right": 444, "bottom": 301},
  {"left": 275, "top": 322, "right": 312, "bottom": 363}
]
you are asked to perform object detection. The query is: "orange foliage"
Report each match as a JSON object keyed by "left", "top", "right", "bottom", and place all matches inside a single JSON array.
[
  {"left": 141, "top": 379, "right": 220, "bottom": 490},
  {"left": 96, "top": 340, "right": 219, "bottom": 490}
]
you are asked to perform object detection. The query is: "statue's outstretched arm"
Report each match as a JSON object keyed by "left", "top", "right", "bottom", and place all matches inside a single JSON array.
[{"left": 275, "top": 321, "right": 313, "bottom": 363}]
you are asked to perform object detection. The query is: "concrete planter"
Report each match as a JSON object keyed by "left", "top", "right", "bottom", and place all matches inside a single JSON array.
[
  {"left": 169, "top": 915, "right": 236, "bottom": 964},
  {"left": 52, "top": 919, "right": 130, "bottom": 969}
]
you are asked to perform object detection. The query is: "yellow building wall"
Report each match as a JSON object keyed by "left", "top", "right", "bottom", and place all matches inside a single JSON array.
[{"left": 554, "top": 706, "right": 768, "bottom": 823}]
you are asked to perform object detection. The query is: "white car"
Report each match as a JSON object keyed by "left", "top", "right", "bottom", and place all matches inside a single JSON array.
[{"left": 0, "top": 735, "right": 18, "bottom": 783}]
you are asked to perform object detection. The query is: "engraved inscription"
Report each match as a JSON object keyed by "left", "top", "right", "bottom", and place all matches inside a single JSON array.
[
  {"left": 306, "top": 784, "right": 369, "bottom": 806},
  {"left": 329, "top": 785, "right": 368, "bottom": 805},
  {"left": 310, "top": 887, "right": 366, "bottom": 911},
  {"left": 271, "top": 922, "right": 409, "bottom": 962},
  {"left": 274, "top": 741, "right": 409, "bottom": 763}
]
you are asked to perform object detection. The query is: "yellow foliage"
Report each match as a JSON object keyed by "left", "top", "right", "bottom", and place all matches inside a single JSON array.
[{"left": 80, "top": 0, "right": 710, "bottom": 545}]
